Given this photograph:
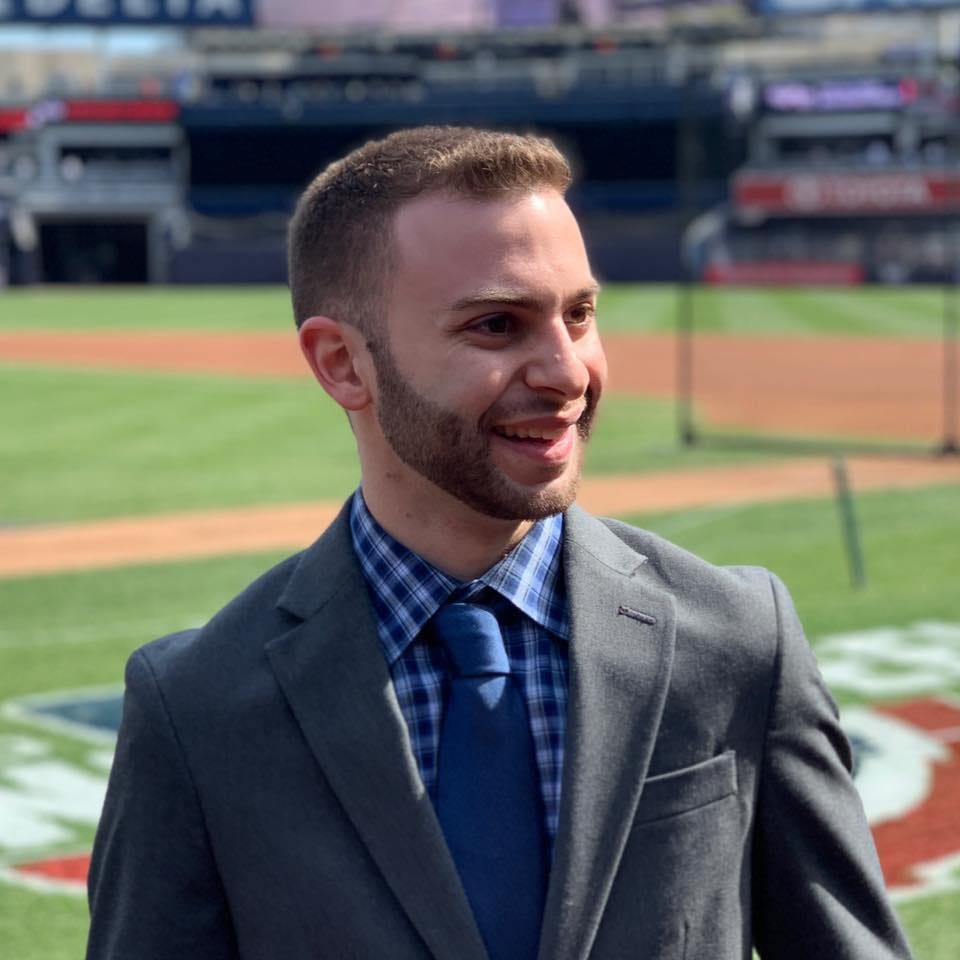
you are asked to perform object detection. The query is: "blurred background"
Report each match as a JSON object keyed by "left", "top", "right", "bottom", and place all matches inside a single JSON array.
[
  {"left": 2, "top": 3, "right": 960, "bottom": 959},
  {"left": 1, "top": 0, "right": 959, "bottom": 290}
]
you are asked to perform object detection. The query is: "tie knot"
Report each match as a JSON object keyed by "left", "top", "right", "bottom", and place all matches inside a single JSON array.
[{"left": 432, "top": 603, "right": 510, "bottom": 678}]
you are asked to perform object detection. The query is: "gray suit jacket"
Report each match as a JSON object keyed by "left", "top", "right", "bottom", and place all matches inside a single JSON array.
[{"left": 87, "top": 503, "right": 912, "bottom": 960}]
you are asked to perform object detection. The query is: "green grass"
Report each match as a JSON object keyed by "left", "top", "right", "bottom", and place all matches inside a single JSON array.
[
  {"left": 0, "top": 364, "right": 776, "bottom": 524},
  {"left": 0, "top": 283, "right": 949, "bottom": 337},
  {"left": 0, "top": 553, "right": 289, "bottom": 703},
  {"left": 899, "top": 892, "right": 960, "bottom": 960},
  {"left": 598, "top": 284, "right": 949, "bottom": 337},
  {"left": 0, "top": 286, "right": 293, "bottom": 332},
  {"left": 0, "top": 366, "right": 358, "bottom": 522},
  {"left": 0, "top": 883, "right": 90, "bottom": 960}
]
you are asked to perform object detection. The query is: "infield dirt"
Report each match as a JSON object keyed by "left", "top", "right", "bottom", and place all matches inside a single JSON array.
[{"left": 3, "top": 456, "right": 960, "bottom": 578}]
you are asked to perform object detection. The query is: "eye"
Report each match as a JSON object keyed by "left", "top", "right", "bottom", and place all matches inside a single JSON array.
[
  {"left": 566, "top": 302, "right": 596, "bottom": 326},
  {"left": 471, "top": 313, "right": 514, "bottom": 335}
]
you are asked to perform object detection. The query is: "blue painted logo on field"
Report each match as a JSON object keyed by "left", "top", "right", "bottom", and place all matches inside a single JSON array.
[{"left": 3, "top": 688, "right": 122, "bottom": 742}]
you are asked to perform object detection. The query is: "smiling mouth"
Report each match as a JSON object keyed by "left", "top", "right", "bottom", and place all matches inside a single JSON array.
[{"left": 493, "top": 425, "right": 568, "bottom": 441}]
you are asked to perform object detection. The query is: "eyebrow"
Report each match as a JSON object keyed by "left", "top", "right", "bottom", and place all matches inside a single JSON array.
[{"left": 448, "top": 283, "right": 601, "bottom": 313}]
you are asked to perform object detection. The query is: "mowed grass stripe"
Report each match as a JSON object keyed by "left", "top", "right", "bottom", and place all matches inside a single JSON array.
[
  {"left": 0, "top": 285, "right": 948, "bottom": 337},
  {"left": 0, "top": 286, "right": 292, "bottom": 332},
  {"left": 596, "top": 285, "right": 946, "bottom": 337},
  {"left": 0, "top": 366, "right": 358, "bottom": 522},
  {"left": 688, "top": 287, "right": 944, "bottom": 338},
  {"left": 701, "top": 287, "right": 817, "bottom": 337},
  {"left": 785, "top": 287, "right": 947, "bottom": 338},
  {"left": 593, "top": 284, "right": 677, "bottom": 333},
  {"left": 0, "top": 551, "right": 286, "bottom": 699}
]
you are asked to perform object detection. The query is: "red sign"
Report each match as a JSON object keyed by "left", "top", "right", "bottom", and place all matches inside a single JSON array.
[
  {"left": 63, "top": 99, "right": 179, "bottom": 124},
  {"left": 705, "top": 262, "right": 863, "bottom": 285},
  {"left": 0, "top": 107, "right": 27, "bottom": 133},
  {"left": 734, "top": 170, "right": 960, "bottom": 216},
  {"left": 0, "top": 99, "right": 178, "bottom": 134}
]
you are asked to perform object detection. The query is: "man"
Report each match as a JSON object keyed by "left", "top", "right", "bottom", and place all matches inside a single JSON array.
[{"left": 87, "top": 127, "right": 912, "bottom": 960}]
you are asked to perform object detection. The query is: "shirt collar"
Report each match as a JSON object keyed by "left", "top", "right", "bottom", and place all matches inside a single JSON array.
[{"left": 349, "top": 490, "right": 569, "bottom": 666}]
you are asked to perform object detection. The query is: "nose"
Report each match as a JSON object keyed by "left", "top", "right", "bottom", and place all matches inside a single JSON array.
[{"left": 523, "top": 318, "right": 598, "bottom": 401}]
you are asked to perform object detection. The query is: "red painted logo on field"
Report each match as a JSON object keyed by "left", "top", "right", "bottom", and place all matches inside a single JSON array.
[
  {"left": 8, "top": 854, "right": 90, "bottom": 890},
  {"left": 869, "top": 699, "right": 960, "bottom": 894}
]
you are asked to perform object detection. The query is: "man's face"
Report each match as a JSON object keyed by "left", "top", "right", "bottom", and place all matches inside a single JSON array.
[{"left": 366, "top": 188, "right": 607, "bottom": 522}]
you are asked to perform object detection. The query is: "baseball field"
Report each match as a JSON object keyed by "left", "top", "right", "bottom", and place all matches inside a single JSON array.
[{"left": 1, "top": 284, "right": 959, "bottom": 958}]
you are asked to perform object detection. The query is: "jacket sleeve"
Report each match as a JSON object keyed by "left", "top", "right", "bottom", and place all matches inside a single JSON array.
[
  {"left": 752, "top": 574, "right": 914, "bottom": 960},
  {"left": 86, "top": 643, "right": 239, "bottom": 960}
]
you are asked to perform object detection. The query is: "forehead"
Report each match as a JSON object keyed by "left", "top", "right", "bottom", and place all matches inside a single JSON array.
[{"left": 388, "top": 188, "right": 594, "bottom": 311}]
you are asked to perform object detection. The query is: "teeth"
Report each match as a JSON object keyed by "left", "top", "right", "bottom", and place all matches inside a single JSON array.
[{"left": 496, "top": 425, "right": 566, "bottom": 440}]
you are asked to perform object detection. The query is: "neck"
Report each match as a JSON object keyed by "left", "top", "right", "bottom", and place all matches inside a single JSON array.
[{"left": 360, "top": 480, "right": 533, "bottom": 581}]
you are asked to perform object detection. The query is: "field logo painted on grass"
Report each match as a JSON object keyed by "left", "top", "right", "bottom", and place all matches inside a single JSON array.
[
  {"left": 817, "top": 620, "right": 960, "bottom": 698},
  {"left": 1, "top": 621, "right": 959, "bottom": 897},
  {"left": 813, "top": 620, "right": 960, "bottom": 896},
  {"left": 0, "top": 688, "right": 118, "bottom": 894},
  {"left": 0, "top": 742, "right": 112, "bottom": 892},
  {"left": 844, "top": 699, "right": 960, "bottom": 899}
]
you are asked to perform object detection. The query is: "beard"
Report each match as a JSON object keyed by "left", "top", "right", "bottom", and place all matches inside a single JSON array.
[{"left": 368, "top": 338, "right": 598, "bottom": 521}]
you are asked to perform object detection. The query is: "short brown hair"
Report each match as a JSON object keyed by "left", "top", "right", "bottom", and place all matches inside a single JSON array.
[{"left": 287, "top": 126, "right": 572, "bottom": 331}]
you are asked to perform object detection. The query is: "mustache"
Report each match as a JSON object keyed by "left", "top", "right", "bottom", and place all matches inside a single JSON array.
[
  {"left": 577, "top": 386, "right": 598, "bottom": 439},
  {"left": 482, "top": 387, "right": 599, "bottom": 437}
]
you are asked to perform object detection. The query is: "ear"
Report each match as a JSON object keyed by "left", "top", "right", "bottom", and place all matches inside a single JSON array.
[{"left": 298, "top": 315, "right": 372, "bottom": 412}]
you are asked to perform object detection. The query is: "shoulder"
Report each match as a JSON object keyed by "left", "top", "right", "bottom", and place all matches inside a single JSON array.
[
  {"left": 575, "top": 510, "right": 779, "bottom": 617},
  {"left": 137, "top": 501, "right": 360, "bottom": 687},
  {"left": 134, "top": 549, "right": 306, "bottom": 695},
  {"left": 576, "top": 511, "right": 793, "bottom": 670}
]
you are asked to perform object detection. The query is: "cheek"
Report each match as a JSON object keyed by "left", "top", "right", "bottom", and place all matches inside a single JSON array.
[
  {"left": 427, "top": 378, "right": 506, "bottom": 425},
  {"left": 456, "top": 365, "right": 512, "bottom": 404}
]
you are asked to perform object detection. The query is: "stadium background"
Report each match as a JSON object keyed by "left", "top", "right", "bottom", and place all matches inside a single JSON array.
[{"left": 2, "top": 2, "right": 960, "bottom": 958}]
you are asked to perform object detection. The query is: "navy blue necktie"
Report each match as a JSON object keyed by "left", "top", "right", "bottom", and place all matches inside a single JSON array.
[{"left": 433, "top": 602, "right": 547, "bottom": 960}]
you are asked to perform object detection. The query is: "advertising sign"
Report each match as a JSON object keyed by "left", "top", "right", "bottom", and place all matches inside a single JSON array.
[
  {"left": 0, "top": 0, "right": 254, "bottom": 27},
  {"left": 755, "top": 0, "right": 960, "bottom": 14},
  {"left": 705, "top": 262, "right": 864, "bottom": 284},
  {"left": 256, "top": 0, "right": 746, "bottom": 32},
  {"left": 0, "top": 99, "right": 178, "bottom": 133},
  {"left": 733, "top": 170, "right": 960, "bottom": 216},
  {"left": 761, "top": 77, "right": 917, "bottom": 114}
]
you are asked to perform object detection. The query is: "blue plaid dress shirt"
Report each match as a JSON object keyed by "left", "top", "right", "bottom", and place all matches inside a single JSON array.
[{"left": 349, "top": 491, "right": 570, "bottom": 844}]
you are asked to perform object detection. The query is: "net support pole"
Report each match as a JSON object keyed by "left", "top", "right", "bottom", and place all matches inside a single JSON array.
[
  {"left": 675, "top": 47, "right": 699, "bottom": 447},
  {"left": 939, "top": 8, "right": 959, "bottom": 456},
  {"left": 677, "top": 279, "right": 696, "bottom": 446},
  {"left": 832, "top": 457, "right": 867, "bottom": 590},
  {"left": 944, "top": 282, "right": 959, "bottom": 455}
]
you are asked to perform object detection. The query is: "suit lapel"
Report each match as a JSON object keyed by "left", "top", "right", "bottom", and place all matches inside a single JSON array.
[
  {"left": 539, "top": 507, "right": 677, "bottom": 960},
  {"left": 266, "top": 506, "right": 487, "bottom": 960}
]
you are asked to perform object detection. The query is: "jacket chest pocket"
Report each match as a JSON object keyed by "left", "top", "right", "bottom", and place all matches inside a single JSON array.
[{"left": 633, "top": 749, "right": 738, "bottom": 825}]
